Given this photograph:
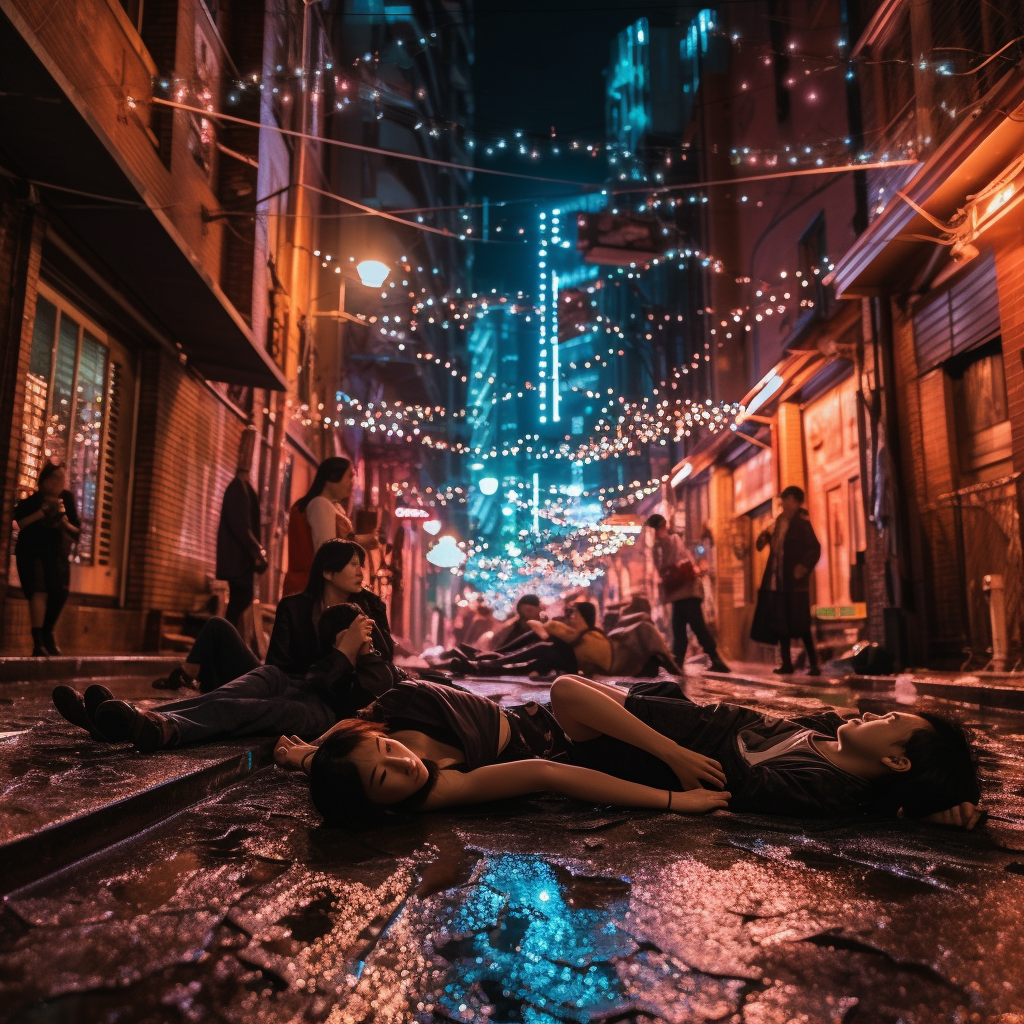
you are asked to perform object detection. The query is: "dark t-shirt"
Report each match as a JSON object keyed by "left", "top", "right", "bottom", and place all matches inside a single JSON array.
[
  {"left": 571, "top": 685, "right": 872, "bottom": 818},
  {"left": 13, "top": 489, "right": 80, "bottom": 561}
]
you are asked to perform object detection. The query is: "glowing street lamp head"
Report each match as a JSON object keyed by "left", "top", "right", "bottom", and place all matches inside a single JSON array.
[
  {"left": 423, "top": 518, "right": 442, "bottom": 536},
  {"left": 425, "top": 535, "right": 467, "bottom": 568},
  {"left": 478, "top": 476, "right": 499, "bottom": 496},
  {"left": 356, "top": 260, "right": 390, "bottom": 288}
]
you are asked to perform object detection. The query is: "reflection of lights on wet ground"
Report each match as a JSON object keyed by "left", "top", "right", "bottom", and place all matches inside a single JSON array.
[{"left": 436, "top": 854, "right": 632, "bottom": 1022}]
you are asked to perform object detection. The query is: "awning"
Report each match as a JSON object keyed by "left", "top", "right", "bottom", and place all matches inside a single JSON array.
[
  {"left": 830, "top": 69, "right": 1024, "bottom": 299},
  {"left": 668, "top": 347, "right": 827, "bottom": 486},
  {"left": 0, "top": 8, "right": 287, "bottom": 390}
]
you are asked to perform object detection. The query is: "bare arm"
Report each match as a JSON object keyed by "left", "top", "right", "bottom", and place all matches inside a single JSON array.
[
  {"left": 549, "top": 675, "right": 727, "bottom": 789},
  {"left": 426, "top": 759, "right": 730, "bottom": 814},
  {"left": 527, "top": 619, "right": 549, "bottom": 639}
]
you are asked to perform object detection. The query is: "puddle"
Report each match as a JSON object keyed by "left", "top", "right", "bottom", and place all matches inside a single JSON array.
[{"left": 430, "top": 854, "right": 635, "bottom": 1023}]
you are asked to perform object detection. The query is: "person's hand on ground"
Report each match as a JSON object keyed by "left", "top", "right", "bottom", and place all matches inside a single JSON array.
[
  {"left": 335, "top": 614, "right": 373, "bottom": 660},
  {"left": 922, "top": 801, "right": 983, "bottom": 829},
  {"left": 668, "top": 788, "right": 731, "bottom": 814},
  {"left": 667, "top": 747, "right": 728, "bottom": 790},
  {"left": 275, "top": 734, "right": 317, "bottom": 773}
]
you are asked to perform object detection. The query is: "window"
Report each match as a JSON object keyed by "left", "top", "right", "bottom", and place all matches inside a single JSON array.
[
  {"left": 950, "top": 341, "right": 1011, "bottom": 480},
  {"left": 18, "top": 291, "right": 133, "bottom": 577}
]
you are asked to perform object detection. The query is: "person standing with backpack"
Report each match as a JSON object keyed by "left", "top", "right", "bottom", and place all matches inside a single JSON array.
[{"left": 645, "top": 514, "right": 730, "bottom": 673}]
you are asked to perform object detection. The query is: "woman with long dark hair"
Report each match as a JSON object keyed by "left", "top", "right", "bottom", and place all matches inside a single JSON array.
[
  {"left": 281, "top": 457, "right": 378, "bottom": 597},
  {"left": 152, "top": 540, "right": 393, "bottom": 692},
  {"left": 275, "top": 676, "right": 980, "bottom": 828},
  {"left": 14, "top": 461, "right": 80, "bottom": 655}
]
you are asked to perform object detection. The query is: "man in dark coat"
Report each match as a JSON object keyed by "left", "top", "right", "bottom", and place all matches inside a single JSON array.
[
  {"left": 751, "top": 485, "right": 822, "bottom": 675},
  {"left": 216, "top": 429, "right": 267, "bottom": 627}
]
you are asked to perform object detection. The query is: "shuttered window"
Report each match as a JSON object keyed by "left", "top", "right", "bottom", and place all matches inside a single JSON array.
[{"left": 913, "top": 252, "right": 1000, "bottom": 374}]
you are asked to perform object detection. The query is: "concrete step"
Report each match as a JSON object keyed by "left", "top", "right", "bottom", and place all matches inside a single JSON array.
[
  {"left": 0, "top": 676, "right": 272, "bottom": 894},
  {"left": 0, "top": 654, "right": 182, "bottom": 685}
]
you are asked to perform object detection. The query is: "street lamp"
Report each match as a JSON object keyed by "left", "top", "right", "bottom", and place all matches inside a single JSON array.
[
  {"left": 356, "top": 260, "right": 391, "bottom": 288},
  {"left": 426, "top": 535, "right": 467, "bottom": 568},
  {"left": 478, "top": 476, "right": 499, "bottom": 496},
  {"left": 313, "top": 258, "right": 393, "bottom": 325}
]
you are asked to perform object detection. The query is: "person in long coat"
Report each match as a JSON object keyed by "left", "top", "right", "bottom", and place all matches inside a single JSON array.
[{"left": 751, "top": 485, "right": 822, "bottom": 675}]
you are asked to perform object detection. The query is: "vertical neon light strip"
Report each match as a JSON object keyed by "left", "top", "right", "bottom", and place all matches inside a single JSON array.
[
  {"left": 532, "top": 471, "right": 540, "bottom": 535},
  {"left": 551, "top": 270, "right": 560, "bottom": 422},
  {"left": 538, "top": 212, "right": 548, "bottom": 423}
]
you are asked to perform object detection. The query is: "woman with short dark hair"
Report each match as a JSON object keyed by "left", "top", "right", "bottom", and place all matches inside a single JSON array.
[{"left": 14, "top": 461, "right": 80, "bottom": 655}]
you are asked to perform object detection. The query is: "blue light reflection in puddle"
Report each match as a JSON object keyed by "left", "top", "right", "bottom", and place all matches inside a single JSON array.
[{"left": 434, "top": 853, "right": 634, "bottom": 1023}]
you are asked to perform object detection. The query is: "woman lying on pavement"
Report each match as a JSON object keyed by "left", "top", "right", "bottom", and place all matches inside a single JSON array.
[
  {"left": 52, "top": 604, "right": 398, "bottom": 752},
  {"left": 151, "top": 540, "right": 394, "bottom": 692},
  {"left": 274, "top": 676, "right": 980, "bottom": 828}
]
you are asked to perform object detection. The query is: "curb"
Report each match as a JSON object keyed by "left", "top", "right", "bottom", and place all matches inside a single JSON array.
[
  {"left": 0, "top": 655, "right": 181, "bottom": 685},
  {"left": 0, "top": 741, "right": 274, "bottom": 896}
]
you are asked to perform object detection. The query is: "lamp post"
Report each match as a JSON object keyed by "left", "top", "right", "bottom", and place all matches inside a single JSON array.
[{"left": 313, "top": 259, "right": 394, "bottom": 325}]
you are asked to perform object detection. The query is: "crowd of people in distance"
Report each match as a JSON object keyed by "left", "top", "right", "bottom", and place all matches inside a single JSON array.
[{"left": 32, "top": 450, "right": 980, "bottom": 832}]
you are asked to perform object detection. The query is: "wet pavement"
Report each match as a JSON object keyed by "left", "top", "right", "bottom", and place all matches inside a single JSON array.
[{"left": 2, "top": 672, "right": 1024, "bottom": 1022}]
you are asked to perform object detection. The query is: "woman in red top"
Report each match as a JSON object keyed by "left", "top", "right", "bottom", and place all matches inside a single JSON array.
[{"left": 282, "top": 457, "right": 377, "bottom": 597}]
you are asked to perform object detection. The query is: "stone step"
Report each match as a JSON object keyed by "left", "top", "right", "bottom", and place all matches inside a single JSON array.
[
  {"left": 0, "top": 676, "right": 272, "bottom": 894},
  {"left": 0, "top": 655, "right": 182, "bottom": 685}
]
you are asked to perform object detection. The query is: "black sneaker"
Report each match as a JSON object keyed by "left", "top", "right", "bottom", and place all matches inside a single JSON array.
[
  {"left": 773, "top": 665, "right": 794, "bottom": 675},
  {"left": 708, "top": 658, "right": 731, "bottom": 673},
  {"left": 95, "top": 700, "right": 173, "bottom": 753},
  {"left": 43, "top": 631, "right": 62, "bottom": 656},
  {"left": 84, "top": 685, "right": 115, "bottom": 725},
  {"left": 52, "top": 686, "right": 105, "bottom": 741}
]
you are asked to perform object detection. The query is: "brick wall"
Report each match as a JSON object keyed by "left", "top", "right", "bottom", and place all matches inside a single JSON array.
[
  {"left": 125, "top": 347, "right": 247, "bottom": 613},
  {"left": 0, "top": 182, "right": 44, "bottom": 633}
]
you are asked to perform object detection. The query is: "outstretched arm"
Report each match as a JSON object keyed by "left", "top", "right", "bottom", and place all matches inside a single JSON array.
[
  {"left": 426, "top": 758, "right": 730, "bottom": 814},
  {"left": 549, "top": 675, "right": 727, "bottom": 790}
]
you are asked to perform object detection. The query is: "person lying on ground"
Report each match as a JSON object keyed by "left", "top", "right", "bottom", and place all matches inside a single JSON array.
[
  {"left": 605, "top": 617, "right": 682, "bottom": 677},
  {"left": 602, "top": 594, "right": 652, "bottom": 633},
  {"left": 52, "top": 604, "right": 397, "bottom": 752},
  {"left": 274, "top": 676, "right": 979, "bottom": 828},
  {"left": 152, "top": 540, "right": 393, "bottom": 691},
  {"left": 448, "top": 601, "right": 612, "bottom": 678}
]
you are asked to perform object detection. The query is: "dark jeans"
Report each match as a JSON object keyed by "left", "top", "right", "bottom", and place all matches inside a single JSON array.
[
  {"left": 225, "top": 575, "right": 255, "bottom": 628},
  {"left": 474, "top": 637, "right": 578, "bottom": 676},
  {"left": 671, "top": 598, "right": 718, "bottom": 662},
  {"left": 156, "top": 664, "right": 335, "bottom": 746},
  {"left": 187, "top": 616, "right": 261, "bottom": 693}
]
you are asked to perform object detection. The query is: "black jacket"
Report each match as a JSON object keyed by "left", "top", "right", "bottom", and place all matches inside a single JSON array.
[
  {"left": 266, "top": 588, "right": 395, "bottom": 678},
  {"left": 298, "top": 648, "right": 398, "bottom": 718},
  {"left": 760, "top": 508, "right": 821, "bottom": 593},
  {"left": 216, "top": 476, "right": 262, "bottom": 580},
  {"left": 572, "top": 682, "right": 879, "bottom": 819}
]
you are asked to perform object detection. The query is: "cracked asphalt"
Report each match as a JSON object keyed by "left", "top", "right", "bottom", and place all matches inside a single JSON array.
[{"left": 2, "top": 672, "right": 1024, "bottom": 1023}]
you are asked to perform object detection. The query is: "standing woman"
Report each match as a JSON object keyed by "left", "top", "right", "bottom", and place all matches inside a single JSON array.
[
  {"left": 751, "top": 485, "right": 822, "bottom": 675},
  {"left": 281, "top": 457, "right": 378, "bottom": 597},
  {"left": 14, "top": 462, "right": 80, "bottom": 655}
]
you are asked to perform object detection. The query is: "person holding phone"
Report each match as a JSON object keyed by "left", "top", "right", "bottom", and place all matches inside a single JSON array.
[{"left": 14, "top": 461, "right": 80, "bottom": 656}]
